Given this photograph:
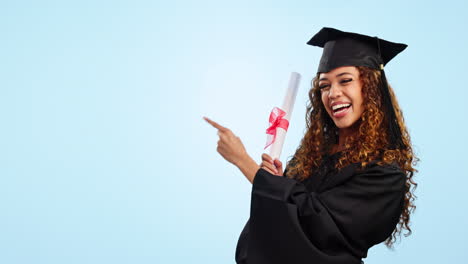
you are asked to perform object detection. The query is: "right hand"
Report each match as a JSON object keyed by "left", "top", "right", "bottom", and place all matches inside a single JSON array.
[
  {"left": 260, "top": 153, "right": 283, "bottom": 176},
  {"left": 203, "top": 117, "right": 249, "bottom": 167}
]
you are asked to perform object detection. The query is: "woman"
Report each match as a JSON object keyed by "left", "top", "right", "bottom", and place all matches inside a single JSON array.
[{"left": 204, "top": 27, "right": 418, "bottom": 264}]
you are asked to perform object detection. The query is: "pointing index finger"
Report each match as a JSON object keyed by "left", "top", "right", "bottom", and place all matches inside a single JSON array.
[{"left": 203, "top": 116, "right": 228, "bottom": 131}]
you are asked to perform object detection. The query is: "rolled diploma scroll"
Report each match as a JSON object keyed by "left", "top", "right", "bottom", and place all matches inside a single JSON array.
[{"left": 267, "top": 72, "right": 301, "bottom": 160}]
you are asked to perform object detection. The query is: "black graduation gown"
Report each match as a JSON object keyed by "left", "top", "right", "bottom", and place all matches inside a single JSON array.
[{"left": 235, "top": 153, "right": 406, "bottom": 264}]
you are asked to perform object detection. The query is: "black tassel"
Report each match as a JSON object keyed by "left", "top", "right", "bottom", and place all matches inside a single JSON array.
[
  {"left": 379, "top": 69, "right": 404, "bottom": 149},
  {"left": 375, "top": 37, "right": 404, "bottom": 150}
]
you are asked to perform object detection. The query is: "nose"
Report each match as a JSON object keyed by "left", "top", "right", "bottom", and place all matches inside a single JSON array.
[{"left": 328, "top": 83, "right": 342, "bottom": 99}]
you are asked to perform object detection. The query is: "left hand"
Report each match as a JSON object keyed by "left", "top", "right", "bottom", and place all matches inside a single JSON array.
[
  {"left": 203, "top": 116, "right": 248, "bottom": 166},
  {"left": 261, "top": 153, "right": 283, "bottom": 176}
]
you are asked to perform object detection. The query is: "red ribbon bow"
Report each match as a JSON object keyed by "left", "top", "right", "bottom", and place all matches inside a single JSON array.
[{"left": 264, "top": 107, "right": 289, "bottom": 149}]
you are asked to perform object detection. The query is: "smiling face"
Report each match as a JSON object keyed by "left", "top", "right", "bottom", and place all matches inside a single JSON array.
[{"left": 319, "top": 66, "right": 364, "bottom": 131}]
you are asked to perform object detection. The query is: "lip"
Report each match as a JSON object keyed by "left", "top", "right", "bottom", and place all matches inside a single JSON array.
[
  {"left": 332, "top": 105, "right": 351, "bottom": 118},
  {"left": 330, "top": 101, "right": 352, "bottom": 108}
]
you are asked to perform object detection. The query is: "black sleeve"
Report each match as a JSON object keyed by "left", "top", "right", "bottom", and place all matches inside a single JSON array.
[{"left": 239, "top": 162, "right": 406, "bottom": 264}]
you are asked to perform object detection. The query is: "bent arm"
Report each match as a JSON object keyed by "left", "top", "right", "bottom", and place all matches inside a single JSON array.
[{"left": 235, "top": 154, "right": 261, "bottom": 184}]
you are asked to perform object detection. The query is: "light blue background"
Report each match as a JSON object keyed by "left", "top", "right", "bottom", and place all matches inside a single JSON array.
[{"left": 1, "top": 0, "right": 466, "bottom": 263}]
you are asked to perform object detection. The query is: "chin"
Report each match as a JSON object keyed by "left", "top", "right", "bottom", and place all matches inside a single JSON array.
[
  {"left": 333, "top": 118, "right": 361, "bottom": 130},
  {"left": 335, "top": 123, "right": 352, "bottom": 129},
  {"left": 326, "top": 110, "right": 361, "bottom": 130}
]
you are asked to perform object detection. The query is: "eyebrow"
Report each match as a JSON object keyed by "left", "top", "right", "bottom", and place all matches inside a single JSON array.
[{"left": 319, "top": 72, "right": 353, "bottom": 82}]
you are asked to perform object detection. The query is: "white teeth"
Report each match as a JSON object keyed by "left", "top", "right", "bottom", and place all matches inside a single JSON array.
[{"left": 332, "top": 103, "right": 351, "bottom": 111}]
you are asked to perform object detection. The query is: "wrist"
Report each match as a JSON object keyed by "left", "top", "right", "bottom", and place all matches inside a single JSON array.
[
  {"left": 234, "top": 153, "right": 251, "bottom": 167},
  {"left": 235, "top": 154, "right": 260, "bottom": 184}
]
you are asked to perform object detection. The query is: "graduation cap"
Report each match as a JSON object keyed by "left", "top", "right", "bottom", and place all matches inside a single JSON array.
[{"left": 307, "top": 27, "right": 406, "bottom": 149}]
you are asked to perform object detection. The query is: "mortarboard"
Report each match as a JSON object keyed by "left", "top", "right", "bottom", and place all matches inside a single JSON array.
[
  {"left": 307, "top": 27, "right": 407, "bottom": 73},
  {"left": 306, "top": 27, "right": 406, "bottom": 149}
]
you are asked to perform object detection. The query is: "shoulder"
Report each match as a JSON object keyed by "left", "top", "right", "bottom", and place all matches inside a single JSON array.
[
  {"left": 319, "top": 160, "right": 405, "bottom": 193},
  {"left": 358, "top": 160, "right": 405, "bottom": 178},
  {"left": 353, "top": 160, "right": 406, "bottom": 191}
]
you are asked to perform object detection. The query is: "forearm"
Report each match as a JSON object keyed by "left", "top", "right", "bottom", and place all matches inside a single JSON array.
[{"left": 235, "top": 154, "right": 260, "bottom": 184}]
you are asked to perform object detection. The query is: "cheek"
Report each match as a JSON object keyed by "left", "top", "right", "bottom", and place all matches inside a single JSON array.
[
  {"left": 321, "top": 93, "right": 328, "bottom": 107},
  {"left": 354, "top": 94, "right": 365, "bottom": 114},
  {"left": 353, "top": 88, "right": 364, "bottom": 106},
  {"left": 355, "top": 102, "right": 365, "bottom": 116}
]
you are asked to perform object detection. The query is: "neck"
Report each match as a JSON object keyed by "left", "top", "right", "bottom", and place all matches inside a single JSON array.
[
  {"left": 335, "top": 121, "right": 360, "bottom": 152},
  {"left": 338, "top": 129, "right": 353, "bottom": 147}
]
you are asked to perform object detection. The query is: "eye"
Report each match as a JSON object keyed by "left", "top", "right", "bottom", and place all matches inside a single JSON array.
[
  {"left": 319, "top": 84, "right": 330, "bottom": 90},
  {"left": 340, "top": 78, "right": 352, "bottom": 84}
]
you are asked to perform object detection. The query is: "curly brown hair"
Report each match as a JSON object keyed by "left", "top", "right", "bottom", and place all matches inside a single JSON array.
[{"left": 285, "top": 66, "right": 418, "bottom": 248}]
